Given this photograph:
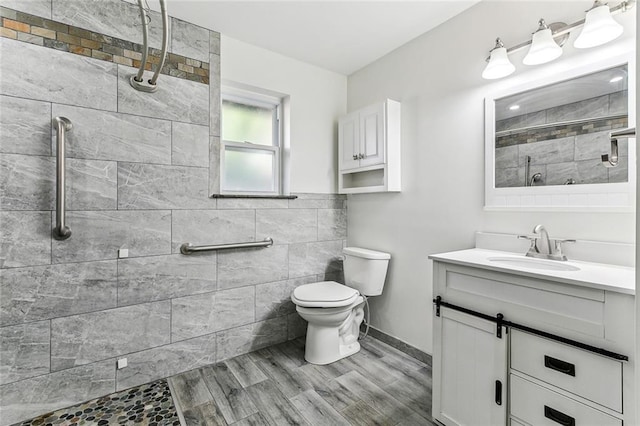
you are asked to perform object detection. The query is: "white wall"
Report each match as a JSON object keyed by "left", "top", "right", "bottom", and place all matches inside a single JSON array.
[
  {"left": 347, "top": 1, "right": 636, "bottom": 353},
  {"left": 221, "top": 35, "right": 347, "bottom": 193}
]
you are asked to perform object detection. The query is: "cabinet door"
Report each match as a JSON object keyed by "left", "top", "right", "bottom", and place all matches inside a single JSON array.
[
  {"left": 358, "top": 102, "right": 385, "bottom": 167},
  {"left": 338, "top": 111, "right": 360, "bottom": 171},
  {"left": 433, "top": 309, "right": 508, "bottom": 426}
]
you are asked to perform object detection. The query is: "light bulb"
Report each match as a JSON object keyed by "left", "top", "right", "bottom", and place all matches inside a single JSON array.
[{"left": 482, "top": 38, "right": 515, "bottom": 80}]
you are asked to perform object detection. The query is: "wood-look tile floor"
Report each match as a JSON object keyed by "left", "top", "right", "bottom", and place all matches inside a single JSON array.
[{"left": 168, "top": 337, "right": 435, "bottom": 426}]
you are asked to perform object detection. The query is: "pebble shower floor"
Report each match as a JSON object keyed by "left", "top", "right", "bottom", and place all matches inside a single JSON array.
[{"left": 11, "top": 379, "right": 180, "bottom": 426}]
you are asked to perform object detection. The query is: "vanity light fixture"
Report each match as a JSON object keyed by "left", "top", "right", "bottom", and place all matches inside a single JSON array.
[
  {"left": 574, "top": 1, "right": 624, "bottom": 48},
  {"left": 523, "top": 19, "right": 564, "bottom": 65},
  {"left": 481, "top": 0, "right": 635, "bottom": 79},
  {"left": 482, "top": 38, "right": 516, "bottom": 80}
]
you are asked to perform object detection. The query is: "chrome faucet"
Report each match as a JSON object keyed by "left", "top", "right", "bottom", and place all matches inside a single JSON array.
[{"left": 518, "top": 224, "right": 575, "bottom": 261}]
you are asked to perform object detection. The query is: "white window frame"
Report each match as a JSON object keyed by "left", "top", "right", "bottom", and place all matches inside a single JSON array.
[{"left": 220, "top": 89, "right": 284, "bottom": 196}]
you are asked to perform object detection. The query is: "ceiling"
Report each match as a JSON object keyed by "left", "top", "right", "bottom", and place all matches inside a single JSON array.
[{"left": 154, "top": 1, "right": 480, "bottom": 75}]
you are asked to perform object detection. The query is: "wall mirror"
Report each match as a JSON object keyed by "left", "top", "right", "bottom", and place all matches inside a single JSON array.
[{"left": 485, "top": 54, "right": 636, "bottom": 210}]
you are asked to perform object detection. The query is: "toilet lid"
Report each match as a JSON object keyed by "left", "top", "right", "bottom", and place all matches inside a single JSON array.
[{"left": 291, "top": 281, "right": 360, "bottom": 308}]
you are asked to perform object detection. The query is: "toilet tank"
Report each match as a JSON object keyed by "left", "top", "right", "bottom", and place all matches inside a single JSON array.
[{"left": 343, "top": 247, "right": 391, "bottom": 296}]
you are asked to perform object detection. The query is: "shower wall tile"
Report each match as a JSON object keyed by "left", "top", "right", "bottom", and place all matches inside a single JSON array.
[
  {"left": 318, "top": 209, "right": 347, "bottom": 241},
  {"left": 215, "top": 317, "right": 288, "bottom": 362},
  {"left": 0, "top": 211, "right": 51, "bottom": 269},
  {"left": 546, "top": 94, "right": 609, "bottom": 123},
  {"left": 0, "top": 96, "right": 51, "bottom": 156},
  {"left": 575, "top": 130, "right": 614, "bottom": 161},
  {"left": 609, "top": 90, "right": 628, "bottom": 116},
  {"left": 517, "top": 137, "right": 575, "bottom": 166},
  {"left": 289, "top": 240, "right": 344, "bottom": 278},
  {"left": 287, "top": 312, "right": 307, "bottom": 340},
  {"left": 115, "top": 333, "right": 216, "bottom": 391},
  {"left": 546, "top": 159, "right": 608, "bottom": 186},
  {"left": 51, "top": 210, "right": 171, "bottom": 263},
  {"left": 117, "top": 66, "right": 209, "bottom": 125},
  {"left": 171, "top": 210, "right": 254, "bottom": 253},
  {"left": 172, "top": 122, "right": 209, "bottom": 167},
  {"left": 208, "top": 136, "right": 220, "bottom": 194},
  {"left": 0, "top": 260, "right": 117, "bottom": 327},
  {"left": 256, "top": 209, "right": 317, "bottom": 244},
  {"left": 217, "top": 244, "right": 289, "bottom": 290},
  {"left": 171, "top": 287, "right": 255, "bottom": 342},
  {"left": 255, "top": 276, "right": 316, "bottom": 321},
  {"left": 216, "top": 198, "right": 289, "bottom": 209},
  {"left": 494, "top": 145, "right": 518, "bottom": 169},
  {"left": 67, "top": 158, "right": 117, "bottom": 210},
  {"left": 608, "top": 156, "right": 628, "bottom": 183},
  {"left": 0, "top": 0, "right": 51, "bottom": 18},
  {"left": 495, "top": 167, "right": 520, "bottom": 188},
  {"left": 171, "top": 17, "right": 209, "bottom": 63},
  {"left": 117, "top": 163, "right": 212, "bottom": 210},
  {"left": 50, "top": 301, "right": 171, "bottom": 371},
  {"left": 209, "top": 54, "right": 220, "bottom": 136},
  {"left": 210, "top": 31, "right": 220, "bottom": 55},
  {"left": 52, "top": 104, "right": 172, "bottom": 164},
  {"left": 0, "top": 38, "right": 117, "bottom": 111},
  {"left": 0, "top": 360, "right": 115, "bottom": 426},
  {"left": 52, "top": 0, "right": 166, "bottom": 50},
  {"left": 117, "top": 254, "right": 217, "bottom": 306},
  {"left": 0, "top": 321, "right": 50, "bottom": 385}
]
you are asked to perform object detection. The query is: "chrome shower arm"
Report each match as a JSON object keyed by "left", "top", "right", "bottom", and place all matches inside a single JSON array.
[
  {"left": 133, "top": 0, "right": 149, "bottom": 83},
  {"left": 129, "top": 0, "right": 168, "bottom": 92}
]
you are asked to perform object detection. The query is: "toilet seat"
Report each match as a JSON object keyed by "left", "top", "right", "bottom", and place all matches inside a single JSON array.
[{"left": 291, "top": 281, "right": 360, "bottom": 308}]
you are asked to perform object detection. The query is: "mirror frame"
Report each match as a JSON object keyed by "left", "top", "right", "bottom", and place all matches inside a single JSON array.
[{"left": 484, "top": 52, "right": 636, "bottom": 212}]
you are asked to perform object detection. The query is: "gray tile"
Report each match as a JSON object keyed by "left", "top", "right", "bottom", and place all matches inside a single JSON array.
[
  {"left": 297, "top": 364, "right": 358, "bottom": 412},
  {"left": 117, "top": 66, "right": 209, "bottom": 125},
  {"left": 210, "top": 31, "right": 220, "bottom": 55},
  {"left": 288, "top": 313, "right": 307, "bottom": 340},
  {"left": 53, "top": 0, "right": 166, "bottom": 49},
  {"left": 0, "top": 95, "right": 51, "bottom": 156},
  {"left": 318, "top": 209, "right": 346, "bottom": 241},
  {"left": 288, "top": 240, "right": 343, "bottom": 278},
  {"left": 249, "top": 347, "right": 311, "bottom": 398},
  {"left": 116, "top": 333, "right": 216, "bottom": 391},
  {"left": 217, "top": 244, "right": 288, "bottom": 290},
  {"left": 52, "top": 104, "right": 172, "bottom": 164},
  {"left": 200, "top": 363, "right": 258, "bottom": 423},
  {"left": 0, "top": 211, "right": 51, "bottom": 269},
  {"left": 0, "top": 38, "right": 117, "bottom": 111},
  {"left": 216, "top": 317, "right": 288, "bottom": 362},
  {"left": 50, "top": 301, "right": 171, "bottom": 371},
  {"left": 516, "top": 164, "right": 546, "bottom": 188},
  {"left": 255, "top": 276, "right": 316, "bottom": 321},
  {"left": 518, "top": 137, "right": 575, "bottom": 166},
  {"left": 546, "top": 159, "right": 608, "bottom": 185},
  {"left": 232, "top": 412, "right": 269, "bottom": 426},
  {"left": 289, "top": 198, "right": 345, "bottom": 209},
  {"left": 0, "top": 321, "right": 50, "bottom": 385},
  {"left": 171, "top": 17, "right": 209, "bottom": 62},
  {"left": 224, "top": 354, "right": 268, "bottom": 388},
  {"left": 0, "top": 0, "right": 51, "bottom": 18},
  {"left": 340, "top": 400, "right": 394, "bottom": 426},
  {"left": 208, "top": 136, "right": 220, "bottom": 194},
  {"left": 117, "top": 254, "right": 216, "bottom": 306},
  {"left": 0, "top": 360, "right": 114, "bottom": 426},
  {"left": 172, "top": 122, "right": 209, "bottom": 167},
  {"left": 0, "top": 260, "right": 117, "bottom": 326},
  {"left": 118, "top": 162, "right": 213, "bottom": 209},
  {"left": 494, "top": 145, "right": 518, "bottom": 169},
  {"left": 546, "top": 94, "right": 609, "bottom": 123},
  {"left": 171, "top": 287, "right": 255, "bottom": 342},
  {"left": 0, "top": 154, "right": 117, "bottom": 211},
  {"left": 608, "top": 154, "right": 628, "bottom": 183},
  {"left": 609, "top": 90, "right": 628, "bottom": 115},
  {"left": 575, "top": 130, "right": 616, "bottom": 161},
  {"left": 245, "top": 379, "right": 309, "bottom": 425},
  {"left": 217, "top": 198, "right": 289, "bottom": 209},
  {"left": 182, "top": 401, "right": 228, "bottom": 426},
  {"left": 495, "top": 167, "right": 520, "bottom": 188},
  {"left": 209, "top": 54, "right": 220, "bottom": 137},
  {"left": 51, "top": 210, "right": 171, "bottom": 263},
  {"left": 384, "top": 372, "right": 432, "bottom": 420},
  {"left": 256, "top": 209, "right": 317, "bottom": 244},
  {"left": 171, "top": 210, "right": 254, "bottom": 254},
  {"left": 290, "top": 389, "right": 350, "bottom": 426},
  {"left": 168, "top": 369, "right": 213, "bottom": 412}
]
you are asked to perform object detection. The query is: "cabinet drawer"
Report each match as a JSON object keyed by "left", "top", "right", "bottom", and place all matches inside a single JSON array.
[
  {"left": 510, "top": 374, "right": 621, "bottom": 426},
  {"left": 510, "top": 330, "right": 622, "bottom": 412}
]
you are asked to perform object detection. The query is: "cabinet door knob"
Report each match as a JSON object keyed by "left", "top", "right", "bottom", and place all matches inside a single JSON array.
[
  {"left": 352, "top": 154, "right": 358, "bottom": 160},
  {"left": 358, "top": 153, "right": 365, "bottom": 159}
]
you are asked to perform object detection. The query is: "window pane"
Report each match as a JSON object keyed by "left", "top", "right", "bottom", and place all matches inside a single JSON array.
[
  {"left": 222, "top": 100, "right": 274, "bottom": 146},
  {"left": 223, "top": 147, "right": 275, "bottom": 192}
]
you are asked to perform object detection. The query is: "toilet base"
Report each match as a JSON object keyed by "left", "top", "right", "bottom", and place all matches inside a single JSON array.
[{"left": 303, "top": 322, "right": 361, "bottom": 365}]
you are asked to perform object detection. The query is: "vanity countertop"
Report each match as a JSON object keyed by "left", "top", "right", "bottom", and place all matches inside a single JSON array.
[{"left": 429, "top": 248, "right": 635, "bottom": 295}]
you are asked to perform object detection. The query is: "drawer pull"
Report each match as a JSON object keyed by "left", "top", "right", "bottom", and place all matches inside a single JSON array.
[
  {"left": 544, "top": 405, "right": 575, "bottom": 426},
  {"left": 495, "top": 380, "right": 502, "bottom": 406},
  {"left": 544, "top": 355, "right": 576, "bottom": 377}
]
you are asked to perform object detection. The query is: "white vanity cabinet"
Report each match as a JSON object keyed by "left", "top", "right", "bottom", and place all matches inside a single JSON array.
[
  {"left": 430, "top": 250, "right": 635, "bottom": 426},
  {"left": 338, "top": 99, "right": 400, "bottom": 193}
]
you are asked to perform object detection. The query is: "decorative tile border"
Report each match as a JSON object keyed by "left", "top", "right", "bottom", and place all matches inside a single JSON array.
[{"left": 0, "top": 7, "right": 209, "bottom": 85}]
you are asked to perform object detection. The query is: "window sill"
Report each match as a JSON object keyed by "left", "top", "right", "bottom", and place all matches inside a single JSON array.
[{"left": 210, "top": 194, "right": 298, "bottom": 200}]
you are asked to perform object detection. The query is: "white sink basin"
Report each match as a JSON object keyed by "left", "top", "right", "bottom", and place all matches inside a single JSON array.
[{"left": 487, "top": 256, "right": 581, "bottom": 272}]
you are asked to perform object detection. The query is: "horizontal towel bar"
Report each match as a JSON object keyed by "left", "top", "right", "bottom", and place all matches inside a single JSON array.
[{"left": 180, "top": 238, "right": 273, "bottom": 255}]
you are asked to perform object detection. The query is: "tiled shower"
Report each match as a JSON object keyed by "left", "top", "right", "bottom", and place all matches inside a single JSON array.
[{"left": 0, "top": 1, "right": 346, "bottom": 424}]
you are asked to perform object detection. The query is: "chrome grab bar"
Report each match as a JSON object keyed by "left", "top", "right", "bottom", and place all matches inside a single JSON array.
[
  {"left": 602, "top": 127, "right": 635, "bottom": 168},
  {"left": 180, "top": 238, "right": 274, "bottom": 255},
  {"left": 52, "top": 117, "right": 72, "bottom": 240},
  {"left": 130, "top": 0, "right": 168, "bottom": 92}
]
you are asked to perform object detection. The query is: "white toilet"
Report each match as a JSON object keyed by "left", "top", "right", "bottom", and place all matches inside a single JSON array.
[{"left": 291, "top": 247, "right": 390, "bottom": 365}]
